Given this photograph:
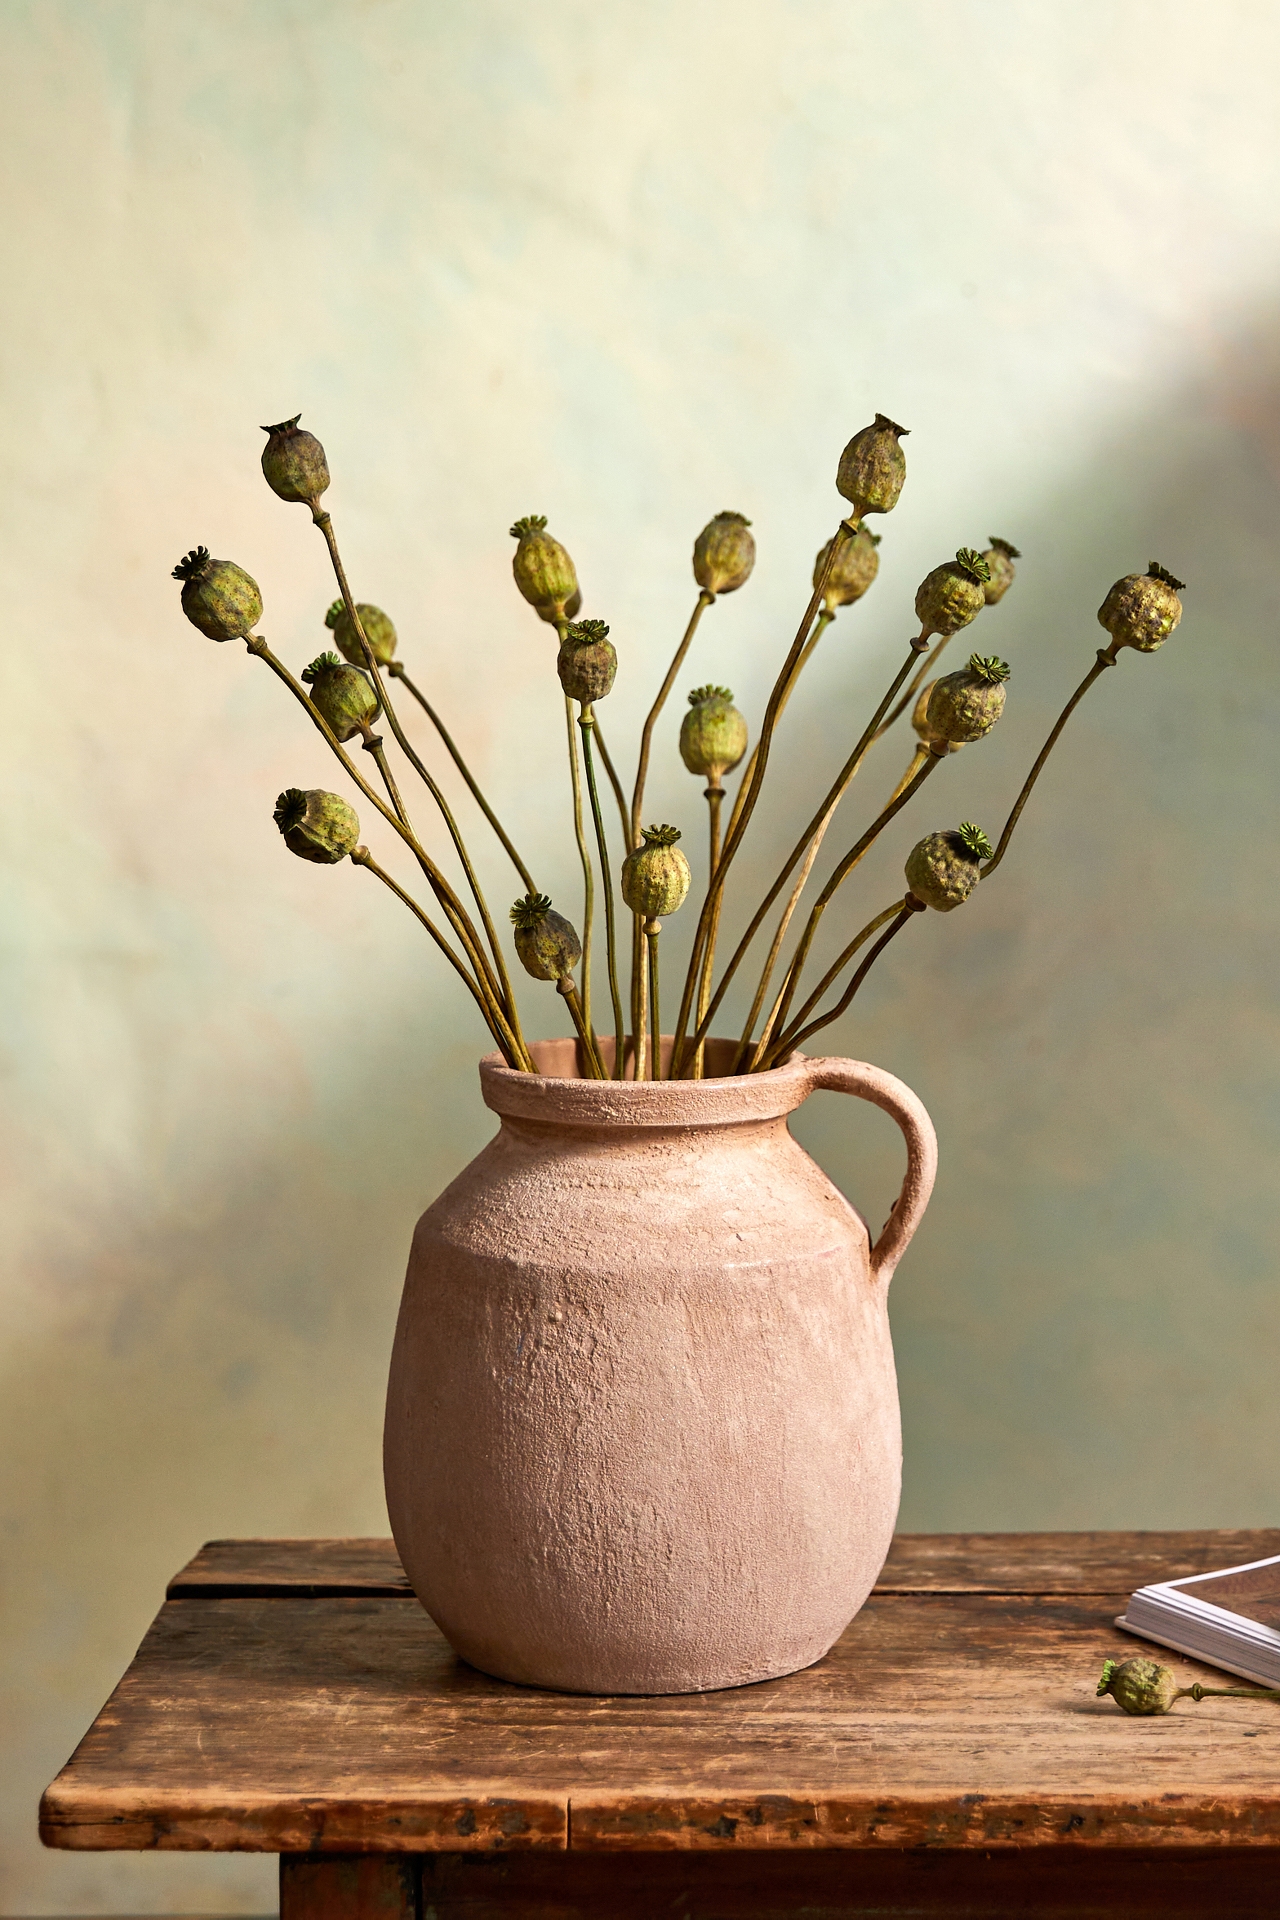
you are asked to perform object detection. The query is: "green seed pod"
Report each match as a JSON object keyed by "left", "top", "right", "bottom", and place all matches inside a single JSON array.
[
  {"left": 557, "top": 618, "right": 617, "bottom": 703},
  {"left": 325, "top": 599, "right": 397, "bottom": 667},
  {"left": 925, "top": 653, "right": 1010, "bottom": 744},
  {"left": 509, "top": 892, "right": 582, "bottom": 982},
  {"left": 621, "top": 825, "right": 691, "bottom": 919},
  {"left": 915, "top": 548, "right": 992, "bottom": 637},
  {"left": 904, "top": 823, "right": 991, "bottom": 912},
  {"left": 273, "top": 787, "right": 360, "bottom": 865},
  {"left": 911, "top": 682, "right": 961, "bottom": 754},
  {"left": 680, "top": 685, "right": 748, "bottom": 782},
  {"left": 981, "top": 536, "right": 1021, "bottom": 606},
  {"left": 814, "top": 526, "right": 881, "bottom": 610},
  {"left": 1096, "top": 1657, "right": 1182, "bottom": 1717},
  {"left": 172, "top": 546, "right": 263, "bottom": 642},
  {"left": 510, "top": 514, "right": 579, "bottom": 623},
  {"left": 692, "top": 511, "right": 756, "bottom": 596},
  {"left": 301, "top": 651, "right": 381, "bottom": 742},
  {"left": 260, "top": 414, "right": 330, "bottom": 504},
  {"left": 1097, "top": 562, "right": 1185, "bottom": 654},
  {"left": 836, "top": 413, "right": 909, "bottom": 518}
]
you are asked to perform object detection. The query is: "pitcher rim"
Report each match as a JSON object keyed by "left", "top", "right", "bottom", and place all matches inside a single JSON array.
[{"left": 479, "top": 1036, "right": 814, "bottom": 1128}]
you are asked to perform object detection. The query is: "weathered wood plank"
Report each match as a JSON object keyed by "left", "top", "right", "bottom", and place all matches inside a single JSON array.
[
  {"left": 413, "top": 1847, "right": 1280, "bottom": 1917},
  {"left": 168, "top": 1539, "right": 414, "bottom": 1599},
  {"left": 166, "top": 1530, "right": 1280, "bottom": 1599},
  {"left": 876, "top": 1528, "right": 1280, "bottom": 1595},
  {"left": 39, "top": 1583, "right": 1280, "bottom": 1853}
]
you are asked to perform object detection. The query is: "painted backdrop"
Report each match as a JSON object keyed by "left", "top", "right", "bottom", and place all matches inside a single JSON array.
[{"left": 3, "top": 1, "right": 1279, "bottom": 1909}]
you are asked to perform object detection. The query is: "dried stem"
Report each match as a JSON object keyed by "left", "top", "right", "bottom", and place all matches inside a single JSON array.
[
  {"left": 562, "top": 679, "right": 595, "bottom": 1032},
  {"left": 689, "top": 783, "right": 725, "bottom": 1077},
  {"left": 671, "top": 525, "right": 857, "bottom": 1072},
  {"left": 246, "top": 635, "right": 526, "bottom": 1061},
  {"left": 631, "top": 590, "right": 715, "bottom": 847},
  {"left": 871, "top": 631, "right": 954, "bottom": 741},
  {"left": 760, "top": 899, "right": 907, "bottom": 1065},
  {"left": 721, "top": 605, "right": 835, "bottom": 848},
  {"left": 635, "top": 929, "right": 650, "bottom": 1081},
  {"left": 311, "top": 506, "right": 528, "bottom": 1059},
  {"left": 768, "top": 748, "right": 941, "bottom": 1044},
  {"left": 982, "top": 649, "right": 1116, "bottom": 880},
  {"left": 759, "top": 900, "right": 918, "bottom": 1068},
  {"left": 556, "top": 976, "right": 607, "bottom": 1080},
  {"left": 386, "top": 661, "right": 535, "bottom": 892},
  {"left": 591, "top": 716, "right": 632, "bottom": 847},
  {"left": 678, "top": 637, "right": 927, "bottom": 1073},
  {"left": 646, "top": 919, "right": 662, "bottom": 1080},
  {"left": 579, "top": 705, "right": 626, "bottom": 1078},
  {"left": 351, "top": 848, "right": 518, "bottom": 1064}
]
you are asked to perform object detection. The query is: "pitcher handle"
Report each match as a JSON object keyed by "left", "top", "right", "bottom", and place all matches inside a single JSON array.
[{"left": 804, "top": 1056, "right": 938, "bottom": 1286}]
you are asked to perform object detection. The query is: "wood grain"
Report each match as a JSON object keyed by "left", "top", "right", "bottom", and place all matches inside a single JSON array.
[
  {"left": 41, "top": 1553, "right": 1280, "bottom": 1853},
  {"left": 166, "top": 1529, "right": 1280, "bottom": 1599}
]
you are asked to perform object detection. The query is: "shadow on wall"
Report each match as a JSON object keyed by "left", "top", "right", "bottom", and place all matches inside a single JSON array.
[{"left": 792, "top": 313, "right": 1280, "bottom": 1532}]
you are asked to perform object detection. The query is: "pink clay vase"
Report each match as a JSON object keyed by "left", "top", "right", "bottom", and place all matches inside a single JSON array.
[{"left": 384, "top": 1037, "right": 937, "bottom": 1696}]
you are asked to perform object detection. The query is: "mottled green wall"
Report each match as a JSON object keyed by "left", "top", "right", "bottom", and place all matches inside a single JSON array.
[{"left": 3, "top": 1, "right": 1279, "bottom": 1909}]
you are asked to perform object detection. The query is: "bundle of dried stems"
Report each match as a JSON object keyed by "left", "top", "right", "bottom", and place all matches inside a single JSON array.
[{"left": 173, "top": 413, "right": 1184, "bottom": 1080}]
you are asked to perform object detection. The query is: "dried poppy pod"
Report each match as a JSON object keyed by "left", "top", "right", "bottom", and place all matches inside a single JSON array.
[
  {"left": 836, "top": 413, "right": 908, "bottom": 519},
  {"left": 621, "top": 826, "right": 691, "bottom": 919},
  {"left": 510, "top": 893, "right": 582, "bottom": 983},
  {"left": 1096, "top": 1658, "right": 1181, "bottom": 1717},
  {"left": 911, "top": 682, "right": 962, "bottom": 755},
  {"left": 326, "top": 599, "right": 397, "bottom": 668},
  {"left": 1097, "top": 562, "right": 1185, "bottom": 654},
  {"left": 172, "top": 546, "right": 263, "bottom": 642},
  {"left": 814, "top": 526, "right": 881, "bottom": 610},
  {"left": 692, "top": 512, "right": 756, "bottom": 596},
  {"left": 904, "top": 823, "right": 992, "bottom": 912},
  {"left": 557, "top": 618, "right": 617, "bottom": 703},
  {"left": 260, "top": 414, "right": 330, "bottom": 505},
  {"left": 510, "top": 514, "right": 579, "bottom": 623},
  {"left": 915, "top": 548, "right": 992, "bottom": 638},
  {"left": 680, "top": 686, "right": 748, "bottom": 782},
  {"left": 981, "top": 536, "right": 1021, "bottom": 606},
  {"left": 273, "top": 788, "right": 360, "bottom": 865},
  {"left": 925, "top": 653, "right": 1010, "bottom": 745},
  {"left": 301, "top": 651, "right": 381, "bottom": 742}
]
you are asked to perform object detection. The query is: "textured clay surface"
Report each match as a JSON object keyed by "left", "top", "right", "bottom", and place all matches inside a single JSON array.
[{"left": 384, "top": 1042, "right": 936, "bottom": 1696}]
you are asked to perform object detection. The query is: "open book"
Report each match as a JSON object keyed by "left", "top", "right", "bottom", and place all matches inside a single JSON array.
[{"left": 1117, "top": 1554, "right": 1280, "bottom": 1686}]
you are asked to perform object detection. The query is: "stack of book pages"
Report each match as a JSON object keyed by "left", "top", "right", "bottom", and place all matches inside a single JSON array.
[{"left": 1117, "top": 1554, "right": 1280, "bottom": 1685}]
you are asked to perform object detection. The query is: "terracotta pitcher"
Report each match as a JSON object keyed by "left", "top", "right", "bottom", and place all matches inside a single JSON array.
[{"left": 384, "top": 1037, "right": 936, "bottom": 1696}]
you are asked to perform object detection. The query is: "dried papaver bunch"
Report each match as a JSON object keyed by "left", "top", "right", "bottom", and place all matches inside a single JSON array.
[{"left": 174, "top": 401, "right": 1185, "bottom": 1079}]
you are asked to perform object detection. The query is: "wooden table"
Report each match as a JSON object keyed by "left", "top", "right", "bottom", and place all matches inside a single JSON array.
[{"left": 41, "top": 1531, "right": 1280, "bottom": 1917}]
